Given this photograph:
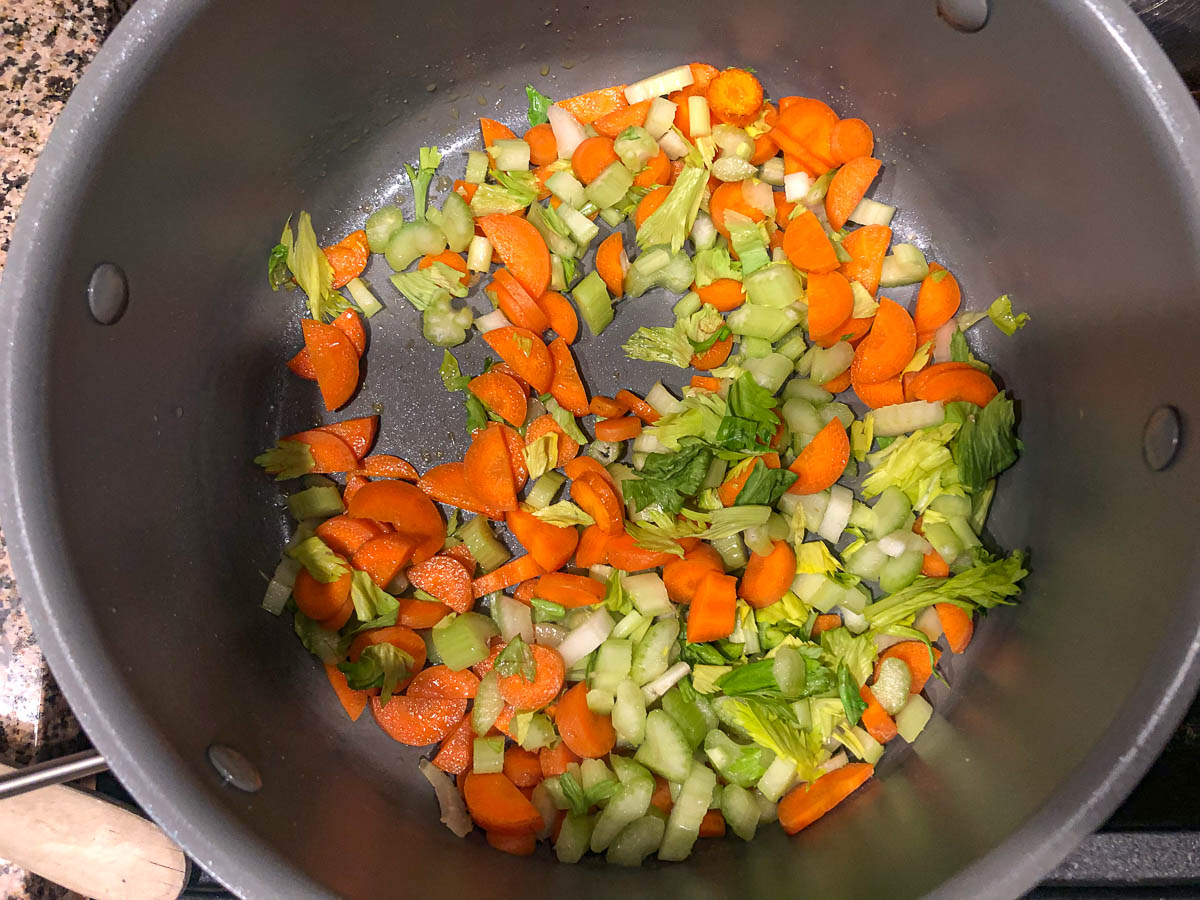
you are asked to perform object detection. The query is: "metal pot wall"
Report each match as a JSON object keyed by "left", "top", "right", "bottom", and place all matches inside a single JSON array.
[{"left": 2, "top": 0, "right": 1199, "bottom": 896}]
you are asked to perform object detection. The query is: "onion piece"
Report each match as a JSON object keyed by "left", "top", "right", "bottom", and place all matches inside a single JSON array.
[
  {"left": 641, "top": 662, "right": 691, "bottom": 704},
  {"left": 658, "top": 129, "right": 689, "bottom": 160},
  {"left": 644, "top": 97, "right": 678, "bottom": 139},
  {"left": 548, "top": 104, "right": 587, "bottom": 159},
  {"left": 418, "top": 759, "right": 473, "bottom": 838},
  {"left": 687, "top": 96, "right": 711, "bottom": 137},
  {"left": 645, "top": 381, "right": 683, "bottom": 416},
  {"left": 817, "top": 484, "right": 854, "bottom": 543},
  {"left": 872, "top": 400, "right": 945, "bottom": 437},
  {"left": 821, "top": 751, "right": 849, "bottom": 774},
  {"left": 914, "top": 606, "right": 945, "bottom": 641},
  {"left": 933, "top": 320, "right": 957, "bottom": 363},
  {"left": 624, "top": 65, "right": 694, "bottom": 104},
  {"left": 474, "top": 308, "right": 513, "bottom": 333},
  {"left": 874, "top": 632, "right": 907, "bottom": 653},
  {"left": 556, "top": 607, "right": 615, "bottom": 667},
  {"left": 741, "top": 179, "right": 775, "bottom": 217},
  {"left": 496, "top": 594, "right": 534, "bottom": 643},
  {"left": 784, "top": 171, "right": 814, "bottom": 203}
]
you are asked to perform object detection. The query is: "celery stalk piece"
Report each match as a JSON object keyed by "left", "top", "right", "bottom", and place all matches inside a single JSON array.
[
  {"left": 613, "top": 678, "right": 648, "bottom": 746},
  {"left": 591, "top": 756, "right": 654, "bottom": 852},
  {"left": 636, "top": 164, "right": 707, "bottom": 253},
  {"left": 759, "top": 156, "right": 785, "bottom": 187},
  {"left": 405, "top": 146, "right": 442, "bottom": 222},
  {"left": 658, "top": 761, "right": 716, "bottom": 861},
  {"left": 546, "top": 170, "right": 587, "bottom": 208},
  {"left": 487, "top": 139, "right": 531, "bottom": 171},
  {"left": 880, "top": 243, "right": 930, "bottom": 287},
  {"left": 585, "top": 161, "right": 635, "bottom": 210},
  {"left": 849, "top": 196, "right": 896, "bottom": 227},
  {"left": 572, "top": 271, "right": 613, "bottom": 335},
  {"left": 385, "top": 221, "right": 447, "bottom": 271},
  {"left": 725, "top": 210, "right": 770, "bottom": 274},
  {"left": 343, "top": 277, "right": 383, "bottom": 317},
  {"left": 464, "top": 150, "right": 489, "bottom": 184},
  {"left": 458, "top": 516, "right": 509, "bottom": 573},
  {"left": 471, "top": 670, "right": 504, "bottom": 735},
  {"left": 286, "top": 535, "right": 348, "bottom": 583},
  {"left": 432, "top": 612, "right": 499, "bottom": 671},
  {"left": 472, "top": 736, "right": 505, "bottom": 774},
  {"left": 634, "top": 710, "right": 693, "bottom": 784},
  {"left": 556, "top": 813, "right": 596, "bottom": 864},
  {"left": 644, "top": 96, "right": 678, "bottom": 139},
  {"left": 614, "top": 126, "right": 658, "bottom": 172},
  {"left": 727, "top": 304, "right": 801, "bottom": 341},
  {"left": 744, "top": 263, "right": 802, "bottom": 308},
  {"left": 439, "top": 191, "right": 474, "bottom": 253},
  {"left": 607, "top": 815, "right": 666, "bottom": 867},
  {"left": 557, "top": 203, "right": 600, "bottom": 247},
  {"left": 466, "top": 235, "right": 493, "bottom": 273},
  {"left": 895, "top": 694, "right": 933, "bottom": 742},
  {"left": 364, "top": 206, "right": 405, "bottom": 253},
  {"left": 255, "top": 440, "right": 314, "bottom": 481},
  {"left": 624, "top": 65, "right": 694, "bottom": 104},
  {"left": 287, "top": 485, "right": 345, "bottom": 520}
]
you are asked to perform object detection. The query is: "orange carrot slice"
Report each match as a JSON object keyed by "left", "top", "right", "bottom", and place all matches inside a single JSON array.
[
  {"left": 787, "top": 418, "right": 850, "bottom": 495},
  {"left": 301, "top": 319, "right": 359, "bottom": 411}
]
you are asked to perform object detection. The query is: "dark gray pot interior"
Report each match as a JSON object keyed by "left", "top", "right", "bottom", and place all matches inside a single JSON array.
[{"left": 3, "top": 0, "right": 1200, "bottom": 897}]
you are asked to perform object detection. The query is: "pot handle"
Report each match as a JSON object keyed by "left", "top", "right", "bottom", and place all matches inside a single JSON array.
[{"left": 0, "top": 748, "right": 109, "bottom": 799}]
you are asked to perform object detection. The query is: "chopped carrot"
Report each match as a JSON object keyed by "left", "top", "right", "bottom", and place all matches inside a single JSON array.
[
  {"left": 372, "top": 696, "right": 464, "bottom": 747},
  {"left": 859, "top": 685, "right": 898, "bottom": 744},
  {"left": 342, "top": 473, "right": 369, "bottom": 505},
  {"left": 651, "top": 776, "right": 674, "bottom": 813},
  {"left": 293, "top": 567, "right": 351, "bottom": 620},
  {"left": 574, "top": 524, "right": 611, "bottom": 568},
  {"left": 479, "top": 117, "right": 516, "bottom": 148},
  {"left": 351, "top": 533, "right": 416, "bottom": 588},
  {"left": 594, "top": 415, "right": 642, "bottom": 442},
  {"left": 537, "top": 290, "right": 579, "bottom": 344},
  {"left": 912, "top": 367, "right": 999, "bottom": 408},
  {"left": 805, "top": 270, "right": 855, "bottom": 341},
  {"left": 690, "top": 375, "right": 721, "bottom": 392},
  {"left": 605, "top": 531, "right": 679, "bottom": 572},
  {"left": 407, "top": 664, "right": 481, "bottom": 700},
  {"left": 396, "top": 596, "right": 452, "bottom": 629},
  {"left": 323, "top": 229, "right": 370, "bottom": 289},
  {"left": 904, "top": 362, "right": 974, "bottom": 399},
  {"left": 787, "top": 418, "right": 850, "bottom": 495},
  {"left": 442, "top": 543, "right": 477, "bottom": 577},
  {"left": 505, "top": 507, "right": 579, "bottom": 572},
  {"left": 852, "top": 372, "right": 906, "bottom": 409},
  {"left": 524, "top": 414, "right": 581, "bottom": 467},
  {"left": 324, "top": 663, "right": 368, "bottom": 721},
  {"left": 695, "top": 278, "right": 746, "bottom": 312},
  {"left": 595, "top": 232, "right": 629, "bottom": 298},
  {"left": 913, "top": 263, "right": 962, "bottom": 334},
  {"left": 663, "top": 543, "right": 724, "bottom": 604},
  {"left": 498, "top": 643, "right": 565, "bottom": 709},
  {"left": 482, "top": 326, "right": 553, "bottom": 395},
  {"left": 418, "top": 250, "right": 471, "bottom": 286},
  {"left": 540, "top": 741, "right": 581, "bottom": 778},
  {"left": 739, "top": 540, "right": 797, "bottom": 609},
  {"left": 633, "top": 149, "right": 672, "bottom": 188},
  {"left": 822, "top": 369, "right": 853, "bottom": 394},
  {"left": 548, "top": 338, "right": 589, "bottom": 416},
  {"left": 706, "top": 68, "right": 764, "bottom": 127},
  {"left": 571, "top": 471, "right": 624, "bottom": 535},
  {"left": 830, "top": 118, "right": 875, "bottom": 165},
  {"left": 497, "top": 423, "right": 530, "bottom": 493},
  {"left": 523, "top": 122, "right": 558, "bottom": 166},
  {"left": 532, "top": 572, "right": 606, "bottom": 608},
  {"left": 316, "top": 515, "right": 387, "bottom": 558},
  {"left": 699, "top": 809, "right": 726, "bottom": 837},
  {"left": 635, "top": 185, "right": 671, "bottom": 229},
  {"left": 463, "top": 772, "right": 545, "bottom": 834},
  {"left": 555, "top": 681, "right": 616, "bottom": 758},
  {"left": 418, "top": 462, "right": 505, "bottom": 519},
  {"left": 465, "top": 424, "right": 519, "bottom": 513},
  {"left": 774, "top": 97, "right": 838, "bottom": 171},
  {"left": 316, "top": 595, "right": 354, "bottom": 631},
  {"left": 360, "top": 453, "right": 418, "bottom": 481},
  {"left": 589, "top": 395, "right": 628, "bottom": 418},
  {"left": 432, "top": 715, "right": 476, "bottom": 774},
  {"left": 408, "top": 554, "right": 474, "bottom": 614},
  {"left": 571, "top": 136, "right": 619, "bottom": 185},
  {"left": 493, "top": 268, "right": 551, "bottom": 333},
  {"left": 350, "top": 624, "right": 427, "bottom": 670},
  {"left": 330, "top": 308, "right": 367, "bottom": 356},
  {"left": 468, "top": 369, "right": 528, "bottom": 427},
  {"left": 301, "top": 319, "right": 359, "bottom": 411},
  {"left": 782, "top": 209, "right": 839, "bottom": 273},
  {"left": 284, "top": 429, "right": 360, "bottom": 474},
  {"left": 922, "top": 550, "right": 951, "bottom": 577},
  {"left": 778, "top": 764, "right": 874, "bottom": 834},
  {"left": 688, "top": 571, "right": 738, "bottom": 643},
  {"left": 692, "top": 335, "right": 733, "bottom": 370},
  {"left": 472, "top": 554, "right": 546, "bottom": 598},
  {"left": 825, "top": 157, "right": 883, "bottom": 231},
  {"left": 850, "top": 298, "right": 917, "bottom": 385},
  {"left": 773, "top": 190, "right": 797, "bottom": 226},
  {"left": 286, "top": 349, "right": 318, "bottom": 381},
  {"left": 750, "top": 131, "right": 778, "bottom": 166},
  {"left": 347, "top": 480, "right": 446, "bottom": 564},
  {"left": 476, "top": 214, "right": 551, "bottom": 300},
  {"left": 874, "top": 641, "right": 942, "bottom": 694},
  {"left": 558, "top": 84, "right": 628, "bottom": 124},
  {"left": 487, "top": 825, "right": 540, "bottom": 855},
  {"left": 839, "top": 224, "right": 892, "bottom": 297},
  {"left": 593, "top": 99, "right": 652, "bottom": 138},
  {"left": 936, "top": 603, "right": 975, "bottom": 654},
  {"left": 453, "top": 180, "right": 479, "bottom": 203},
  {"left": 615, "top": 388, "right": 660, "bottom": 424},
  {"left": 811, "top": 614, "right": 843, "bottom": 637},
  {"left": 709, "top": 180, "right": 766, "bottom": 238},
  {"left": 563, "top": 456, "right": 617, "bottom": 488},
  {"left": 503, "top": 746, "right": 545, "bottom": 788}
]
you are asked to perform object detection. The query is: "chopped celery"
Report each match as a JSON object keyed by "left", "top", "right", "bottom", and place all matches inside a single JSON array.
[
  {"left": 287, "top": 535, "right": 348, "bottom": 583},
  {"left": 473, "top": 736, "right": 505, "bottom": 774},
  {"left": 525, "top": 471, "right": 566, "bottom": 509},
  {"left": 803, "top": 168, "right": 837, "bottom": 205},
  {"left": 849, "top": 196, "right": 896, "bottom": 227},
  {"left": 725, "top": 211, "right": 770, "bottom": 274},
  {"left": 364, "top": 206, "right": 405, "bottom": 253},
  {"left": 879, "top": 549, "right": 924, "bottom": 593},
  {"left": 623, "top": 324, "right": 692, "bottom": 368},
  {"left": 622, "top": 572, "right": 672, "bottom": 616},
  {"left": 464, "top": 149, "right": 489, "bottom": 184},
  {"left": 631, "top": 618, "right": 680, "bottom": 685},
  {"left": 585, "top": 441, "right": 622, "bottom": 465},
  {"left": 636, "top": 164, "right": 707, "bottom": 252},
  {"left": 624, "top": 245, "right": 695, "bottom": 297},
  {"left": 469, "top": 183, "right": 529, "bottom": 216},
  {"left": 845, "top": 540, "right": 888, "bottom": 580},
  {"left": 607, "top": 815, "right": 666, "bottom": 867},
  {"left": 879, "top": 243, "right": 930, "bottom": 287},
  {"left": 432, "top": 612, "right": 498, "bottom": 671},
  {"left": 556, "top": 813, "right": 596, "bottom": 864},
  {"left": 471, "top": 670, "right": 504, "bottom": 735},
  {"left": 744, "top": 263, "right": 801, "bottom": 308},
  {"left": 755, "top": 754, "right": 798, "bottom": 803},
  {"left": 422, "top": 294, "right": 473, "bottom": 347},
  {"left": 743, "top": 352, "right": 794, "bottom": 393},
  {"left": 851, "top": 280, "right": 879, "bottom": 318},
  {"left": 613, "top": 677, "right": 649, "bottom": 745},
  {"left": 284, "top": 212, "right": 346, "bottom": 322},
  {"left": 487, "top": 138, "right": 531, "bottom": 171},
  {"left": 783, "top": 397, "right": 822, "bottom": 436},
  {"left": 262, "top": 556, "right": 300, "bottom": 615},
  {"left": 808, "top": 341, "right": 855, "bottom": 384},
  {"left": 634, "top": 709, "right": 693, "bottom": 783},
  {"left": 591, "top": 756, "right": 654, "bottom": 852},
  {"left": 661, "top": 685, "right": 712, "bottom": 749},
  {"left": 343, "top": 277, "right": 383, "bottom": 318},
  {"left": 784, "top": 377, "right": 833, "bottom": 404},
  {"left": 614, "top": 126, "right": 659, "bottom": 172},
  {"left": 872, "top": 657, "right": 913, "bottom": 715},
  {"left": 759, "top": 156, "right": 785, "bottom": 187},
  {"left": 658, "top": 761, "right": 716, "bottom": 861},
  {"left": 558, "top": 203, "right": 600, "bottom": 246},
  {"left": 573, "top": 271, "right": 613, "bottom": 335},
  {"left": 704, "top": 729, "right": 774, "bottom": 788},
  {"left": 385, "top": 221, "right": 447, "bottom": 271},
  {"left": 644, "top": 96, "right": 678, "bottom": 139},
  {"left": 693, "top": 246, "right": 742, "bottom": 288},
  {"left": 712, "top": 157, "right": 758, "bottom": 182},
  {"left": 590, "top": 638, "right": 634, "bottom": 692},
  {"left": 895, "top": 693, "right": 933, "bottom": 742},
  {"left": 587, "top": 688, "right": 616, "bottom": 714},
  {"left": 466, "top": 235, "right": 493, "bottom": 272},
  {"left": 439, "top": 191, "right": 474, "bottom": 253},
  {"left": 546, "top": 170, "right": 586, "bottom": 208},
  {"left": 599, "top": 207, "right": 626, "bottom": 227},
  {"left": 458, "top": 515, "right": 509, "bottom": 573},
  {"left": 775, "top": 328, "right": 808, "bottom": 362},
  {"left": 585, "top": 161, "right": 635, "bottom": 210},
  {"left": 526, "top": 202, "right": 578, "bottom": 258},
  {"left": 710, "top": 533, "right": 748, "bottom": 570},
  {"left": 721, "top": 783, "right": 761, "bottom": 841},
  {"left": 405, "top": 146, "right": 442, "bottom": 221},
  {"left": 924, "top": 520, "right": 965, "bottom": 564},
  {"left": 727, "top": 304, "right": 800, "bottom": 341},
  {"left": 255, "top": 440, "right": 314, "bottom": 481},
  {"left": 970, "top": 478, "right": 996, "bottom": 533},
  {"left": 772, "top": 646, "right": 807, "bottom": 697},
  {"left": 516, "top": 712, "right": 557, "bottom": 751}
]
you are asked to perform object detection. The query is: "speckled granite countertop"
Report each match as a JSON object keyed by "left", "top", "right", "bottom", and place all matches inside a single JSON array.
[{"left": 0, "top": 3, "right": 128, "bottom": 896}]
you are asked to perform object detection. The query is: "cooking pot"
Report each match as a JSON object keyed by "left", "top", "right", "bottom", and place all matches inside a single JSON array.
[{"left": 2, "top": 0, "right": 1199, "bottom": 896}]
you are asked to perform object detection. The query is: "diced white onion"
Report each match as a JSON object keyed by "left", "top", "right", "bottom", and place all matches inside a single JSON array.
[
  {"left": 741, "top": 179, "right": 775, "bottom": 217},
  {"left": 839, "top": 606, "right": 869, "bottom": 634},
  {"left": 474, "top": 308, "right": 513, "bottom": 333},
  {"left": 624, "top": 65, "right": 694, "bottom": 104},
  {"left": 548, "top": 104, "right": 587, "bottom": 159},
  {"left": 658, "top": 129, "right": 689, "bottom": 160},
  {"left": 467, "top": 235, "right": 493, "bottom": 272},
  {"left": 874, "top": 632, "right": 907, "bottom": 652},
  {"left": 821, "top": 751, "right": 849, "bottom": 773},
  {"left": 872, "top": 400, "right": 945, "bottom": 437},
  {"left": 556, "top": 607, "right": 615, "bottom": 667},
  {"left": 784, "top": 171, "right": 814, "bottom": 202},
  {"left": 817, "top": 484, "right": 853, "bottom": 543},
  {"left": 418, "top": 759, "right": 473, "bottom": 838},
  {"left": 496, "top": 594, "right": 535, "bottom": 643},
  {"left": 644, "top": 97, "right": 678, "bottom": 139},
  {"left": 687, "top": 96, "right": 711, "bottom": 137},
  {"left": 645, "top": 381, "right": 683, "bottom": 416},
  {"left": 589, "top": 563, "right": 615, "bottom": 582},
  {"left": 690, "top": 211, "right": 717, "bottom": 249},
  {"left": 641, "top": 662, "right": 691, "bottom": 704},
  {"left": 933, "top": 320, "right": 957, "bottom": 363},
  {"left": 914, "top": 606, "right": 945, "bottom": 641},
  {"left": 796, "top": 491, "right": 829, "bottom": 532}
]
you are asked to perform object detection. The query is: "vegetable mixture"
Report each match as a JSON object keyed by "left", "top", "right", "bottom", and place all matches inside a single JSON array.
[{"left": 257, "top": 62, "right": 1030, "bottom": 865}]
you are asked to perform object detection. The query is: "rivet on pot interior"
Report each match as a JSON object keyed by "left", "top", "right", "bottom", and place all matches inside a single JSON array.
[
  {"left": 87, "top": 262, "right": 129, "bottom": 325},
  {"left": 207, "top": 744, "right": 262, "bottom": 793},
  {"left": 1143, "top": 405, "right": 1182, "bottom": 471},
  {"left": 937, "top": 0, "right": 989, "bottom": 32}
]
